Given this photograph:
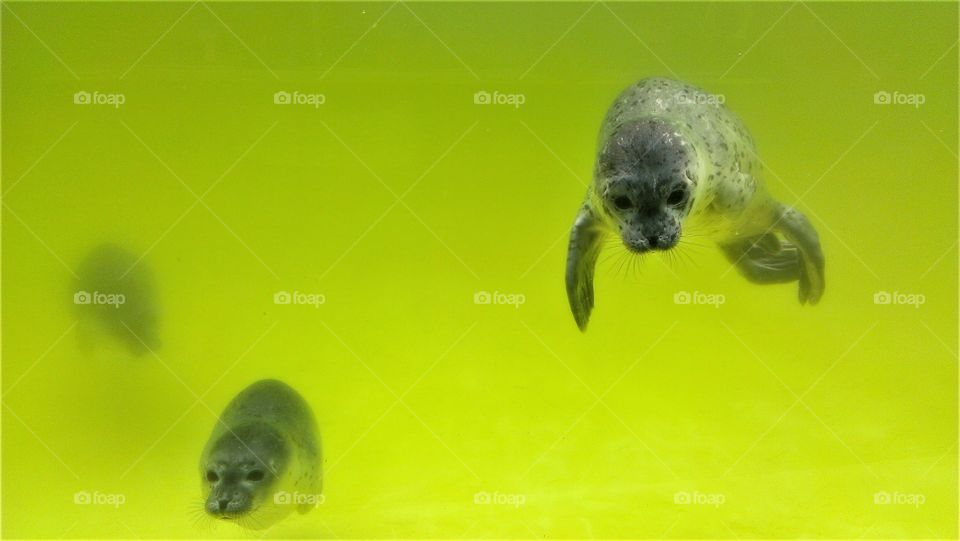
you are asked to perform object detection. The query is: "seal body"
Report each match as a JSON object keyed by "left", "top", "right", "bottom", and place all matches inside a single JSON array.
[
  {"left": 566, "top": 77, "right": 824, "bottom": 330},
  {"left": 200, "top": 379, "right": 322, "bottom": 529}
]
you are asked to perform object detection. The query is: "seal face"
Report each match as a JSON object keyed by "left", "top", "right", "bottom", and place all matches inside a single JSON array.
[
  {"left": 566, "top": 77, "right": 825, "bottom": 331},
  {"left": 596, "top": 118, "right": 698, "bottom": 252},
  {"left": 203, "top": 424, "right": 287, "bottom": 518},
  {"left": 200, "top": 379, "right": 321, "bottom": 529}
]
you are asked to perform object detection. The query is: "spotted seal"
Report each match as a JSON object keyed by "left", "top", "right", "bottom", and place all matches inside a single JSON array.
[
  {"left": 200, "top": 379, "right": 322, "bottom": 529},
  {"left": 74, "top": 243, "right": 160, "bottom": 355},
  {"left": 566, "top": 77, "right": 824, "bottom": 330}
]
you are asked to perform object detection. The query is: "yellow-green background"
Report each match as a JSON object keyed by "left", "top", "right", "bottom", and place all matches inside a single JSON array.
[{"left": 2, "top": 2, "right": 957, "bottom": 538}]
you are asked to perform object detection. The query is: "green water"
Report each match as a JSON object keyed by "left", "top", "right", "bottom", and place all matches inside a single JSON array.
[{"left": 2, "top": 2, "right": 957, "bottom": 538}]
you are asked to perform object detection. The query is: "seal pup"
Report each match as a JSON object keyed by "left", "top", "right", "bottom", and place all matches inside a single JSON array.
[
  {"left": 200, "top": 379, "right": 322, "bottom": 530},
  {"left": 74, "top": 243, "right": 160, "bottom": 354},
  {"left": 566, "top": 77, "right": 824, "bottom": 330}
]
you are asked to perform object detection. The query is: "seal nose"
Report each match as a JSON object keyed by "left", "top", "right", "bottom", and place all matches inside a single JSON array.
[
  {"left": 218, "top": 498, "right": 230, "bottom": 512},
  {"left": 646, "top": 235, "right": 660, "bottom": 249}
]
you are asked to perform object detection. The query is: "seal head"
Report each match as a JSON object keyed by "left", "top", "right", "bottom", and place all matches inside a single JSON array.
[
  {"left": 595, "top": 118, "right": 699, "bottom": 253},
  {"left": 202, "top": 423, "right": 287, "bottom": 519}
]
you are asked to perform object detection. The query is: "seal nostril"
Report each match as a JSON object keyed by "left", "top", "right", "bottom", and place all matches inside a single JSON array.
[{"left": 646, "top": 235, "right": 659, "bottom": 248}]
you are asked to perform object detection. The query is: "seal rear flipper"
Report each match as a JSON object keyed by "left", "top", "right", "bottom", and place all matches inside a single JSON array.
[
  {"left": 775, "top": 204, "right": 825, "bottom": 304},
  {"left": 566, "top": 204, "right": 605, "bottom": 331}
]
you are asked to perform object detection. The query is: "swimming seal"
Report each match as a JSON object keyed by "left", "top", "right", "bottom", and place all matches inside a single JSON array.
[
  {"left": 200, "top": 379, "right": 322, "bottom": 529},
  {"left": 74, "top": 243, "right": 160, "bottom": 355},
  {"left": 566, "top": 77, "right": 824, "bottom": 330}
]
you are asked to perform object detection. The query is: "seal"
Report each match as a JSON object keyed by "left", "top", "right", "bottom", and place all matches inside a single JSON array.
[
  {"left": 74, "top": 243, "right": 160, "bottom": 355},
  {"left": 200, "top": 379, "right": 322, "bottom": 530},
  {"left": 566, "top": 77, "right": 824, "bottom": 330}
]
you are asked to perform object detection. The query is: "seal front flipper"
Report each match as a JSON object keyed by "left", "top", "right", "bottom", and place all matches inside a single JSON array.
[
  {"left": 720, "top": 233, "right": 800, "bottom": 284},
  {"left": 566, "top": 204, "right": 605, "bottom": 331},
  {"left": 775, "top": 204, "right": 825, "bottom": 304}
]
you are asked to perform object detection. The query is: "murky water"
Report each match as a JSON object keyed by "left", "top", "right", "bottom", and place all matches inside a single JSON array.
[{"left": 2, "top": 2, "right": 957, "bottom": 538}]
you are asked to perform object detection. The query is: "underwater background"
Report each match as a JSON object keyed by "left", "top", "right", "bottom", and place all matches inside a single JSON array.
[{"left": 2, "top": 1, "right": 957, "bottom": 538}]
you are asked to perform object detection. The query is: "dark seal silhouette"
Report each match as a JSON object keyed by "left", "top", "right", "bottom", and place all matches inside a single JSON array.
[{"left": 74, "top": 243, "right": 160, "bottom": 355}]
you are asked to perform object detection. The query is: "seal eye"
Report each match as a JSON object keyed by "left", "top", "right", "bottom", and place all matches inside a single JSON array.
[
  {"left": 206, "top": 470, "right": 218, "bottom": 483},
  {"left": 666, "top": 189, "right": 686, "bottom": 206},
  {"left": 247, "top": 470, "right": 264, "bottom": 482},
  {"left": 613, "top": 196, "right": 632, "bottom": 210}
]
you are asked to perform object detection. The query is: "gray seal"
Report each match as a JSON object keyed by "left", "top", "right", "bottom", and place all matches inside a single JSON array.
[
  {"left": 566, "top": 77, "right": 824, "bottom": 330},
  {"left": 74, "top": 243, "right": 160, "bottom": 355},
  {"left": 200, "top": 379, "right": 322, "bottom": 530}
]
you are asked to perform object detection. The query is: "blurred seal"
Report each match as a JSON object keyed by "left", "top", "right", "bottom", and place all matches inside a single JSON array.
[{"left": 74, "top": 243, "right": 160, "bottom": 355}]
